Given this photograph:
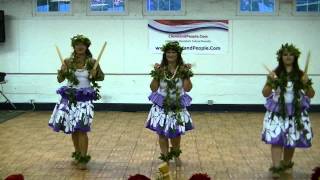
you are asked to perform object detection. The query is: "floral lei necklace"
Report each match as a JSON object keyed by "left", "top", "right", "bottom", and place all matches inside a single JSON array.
[
  {"left": 59, "top": 57, "right": 101, "bottom": 106},
  {"left": 164, "top": 65, "right": 179, "bottom": 81},
  {"left": 267, "top": 72, "right": 312, "bottom": 131},
  {"left": 163, "top": 66, "right": 184, "bottom": 126},
  {"left": 150, "top": 65, "right": 193, "bottom": 126}
]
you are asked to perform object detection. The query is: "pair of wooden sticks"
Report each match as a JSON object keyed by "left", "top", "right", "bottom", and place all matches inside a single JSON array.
[
  {"left": 263, "top": 51, "right": 311, "bottom": 75},
  {"left": 55, "top": 42, "right": 107, "bottom": 70}
]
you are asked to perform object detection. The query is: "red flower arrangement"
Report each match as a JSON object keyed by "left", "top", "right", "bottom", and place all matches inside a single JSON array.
[
  {"left": 5, "top": 174, "right": 24, "bottom": 180},
  {"left": 128, "top": 174, "right": 151, "bottom": 180},
  {"left": 128, "top": 172, "right": 212, "bottom": 180},
  {"left": 311, "top": 166, "right": 320, "bottom": 180},
  {"left": 189, "top": 173, "right": 211, "bottom": 180}
]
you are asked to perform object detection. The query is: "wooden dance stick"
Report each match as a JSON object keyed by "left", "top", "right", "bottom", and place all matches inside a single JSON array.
[
  {"left": 262, "top": 64, "right": 272, "bottom": 74},
  {"left": 55, "top": 45, "right": 65, "bottom": 65},
  {"left": 304, "top": 51, "right": 311, "bottom": 74},
  {"left": 263, "top": 64, "right": 278, "bottom": 79},
  {"left": 93, "top": 41, "right": 107, "bottom": 70}
]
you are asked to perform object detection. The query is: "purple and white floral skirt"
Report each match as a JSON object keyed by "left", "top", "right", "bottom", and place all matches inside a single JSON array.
[
  {"left": 48, "top": 86, "right": 96, "bottom": 134},
  {"left": 145, "top": 92, "right": 194, "bottom": 138},
  {"left": 261, "top": 93, "right": 313, "bottom": 148}
]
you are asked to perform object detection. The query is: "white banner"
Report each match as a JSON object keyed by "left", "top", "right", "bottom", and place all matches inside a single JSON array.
[{"left": 148, "top": 20, "right": 229, "bottom": 54}]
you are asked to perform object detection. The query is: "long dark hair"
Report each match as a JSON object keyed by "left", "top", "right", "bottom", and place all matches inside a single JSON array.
[
  {"left": 274, "top": 44, "right": 305, "bottom": 131},
  {"left": 274, "top": 47, "right": 303, "bottom": 81},
  {"left": 71, "top": 49, "right": 93, "bottom": 59},
  {"left": 160, "top": 50, "right": 184, "bottom": 67},
  {"left": 70, "top": 35, "right": 92, "bottom": 59}
]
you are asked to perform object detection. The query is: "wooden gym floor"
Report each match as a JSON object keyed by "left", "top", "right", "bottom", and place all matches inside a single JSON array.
[{"left": 0, "top": 111, "right": 319, "bottom": 180}]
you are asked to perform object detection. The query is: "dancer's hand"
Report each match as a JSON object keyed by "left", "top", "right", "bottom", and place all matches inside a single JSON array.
[
  {"left": 154, "top": 63, "right": 161, "bottom": 69},
  {"left": 90, "top": 69, "right": 97, "bottom": 79},
  {"left": 184, "top": 63, "right": 192, "bottom": 69},
  {"left": 268, "top": 71, "right": 277, "bottom": 81},
  {"left": 301, "top": 73, "right": 309, "bottom": 84},
  {"left": 60, "top": 64, "right": 68, "bottom": 73}
]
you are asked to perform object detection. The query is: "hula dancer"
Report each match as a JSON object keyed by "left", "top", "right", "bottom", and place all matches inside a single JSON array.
[
  {"left": 49, "top": 35, "right": 105, "bottom": 170},
  {"left": 261, "top": 43, "right": 315, "bottom": 178},
  {"left": 146, "top": 41, "right": 194, "bottom": 166}
]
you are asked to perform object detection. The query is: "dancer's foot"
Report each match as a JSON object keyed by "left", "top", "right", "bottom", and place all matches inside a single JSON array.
[
  {"left": 174, "top": 157, "right": 182, "bottom": 167},
  {"left": 269, "top": 165, "right": 283, "bottom": 179},
  {"left": 77, "top": 162, "right": 87, "bottom": 170},
  {"left": 281, "top": 160, "right": 294, "bottom": 174}
]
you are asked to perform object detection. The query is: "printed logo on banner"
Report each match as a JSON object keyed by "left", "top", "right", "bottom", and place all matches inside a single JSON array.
[{"left": 148, "top": 20, "right": 229, "bottom": 54}]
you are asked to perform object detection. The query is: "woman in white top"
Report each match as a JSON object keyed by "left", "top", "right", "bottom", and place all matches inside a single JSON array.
[
  {"left": 49, "top": 35, "right": 104, "bottom": 170},
  {"left": 146, "top": 41, "right": 193, "bottom": 166},
  {"left": 261, "top": 43, "right": 315, "bottom": 178}
]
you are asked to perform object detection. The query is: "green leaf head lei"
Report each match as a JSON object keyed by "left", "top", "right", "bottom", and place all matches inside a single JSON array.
[
  {"left": 71, "top": 34, "right": 91, "bottom": 48},
  {"left": 161, "top": 41, "right": 183, "bottom": 54},
  {"left": 276, "top": 43, "right": 301, "bottom": 62}
]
